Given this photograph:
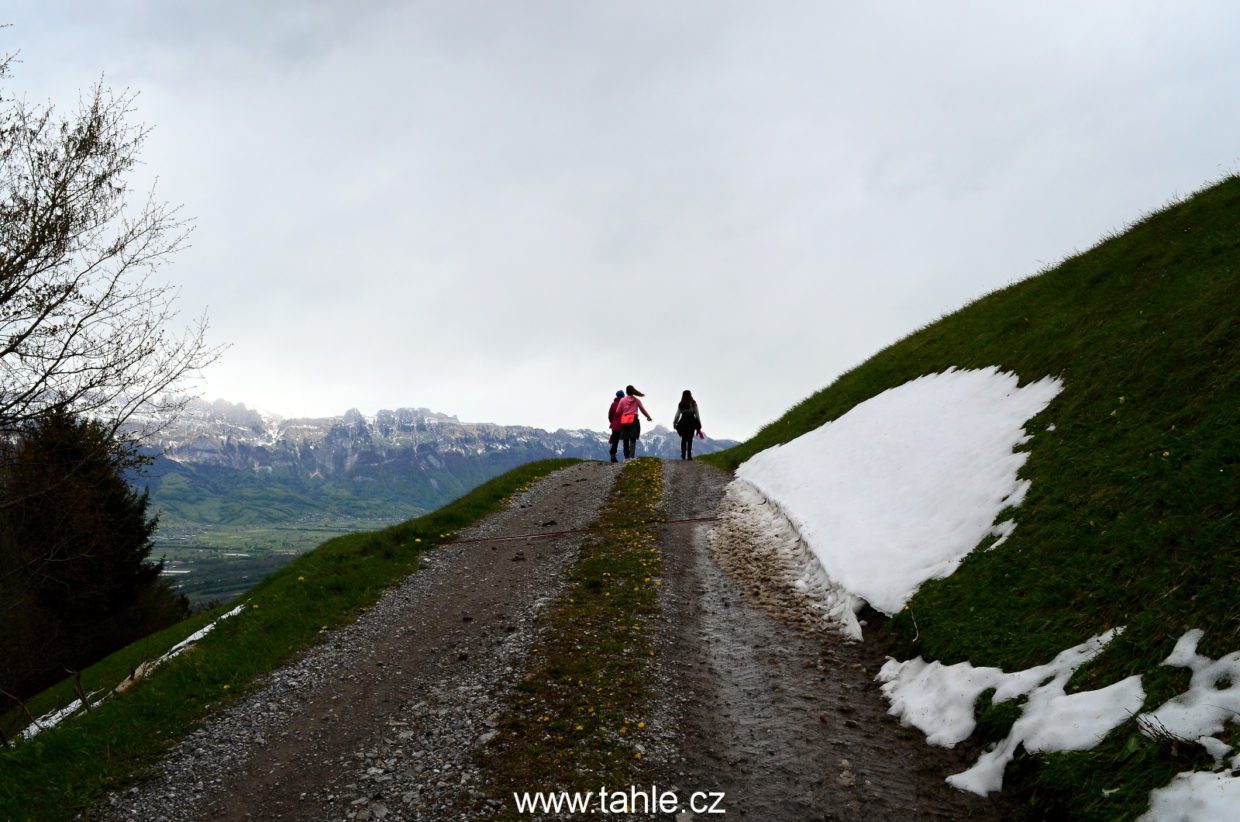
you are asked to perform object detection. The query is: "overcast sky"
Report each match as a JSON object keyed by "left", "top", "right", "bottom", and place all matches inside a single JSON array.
[{"left": 6, "top": 2, "right": 1238, "bottom": 440}]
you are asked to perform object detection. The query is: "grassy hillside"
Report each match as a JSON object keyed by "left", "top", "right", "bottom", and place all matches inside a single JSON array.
[
  {"left": 704, "top": 176, "right": 1239, "bottom": 818},
  {"left": 0, "top": 459, "right": 579, "bottom": 821}
]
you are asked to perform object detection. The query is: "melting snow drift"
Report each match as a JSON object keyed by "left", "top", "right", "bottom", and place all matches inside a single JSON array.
[
  {"left": 879, "top": 629, "right": 1144, "bottom": 795},
  {"left": 714, "top": 365, "right": 1236, "bottom": 814},
  {"left": 1137, "top": 629, "right": 1240, "bottom": 746},
  {"left": 1139, "top": 771, "right": 1240, "bottom": 822},
  {"left": 734, "top": 366, "right": 1061, "bottom": 621}
]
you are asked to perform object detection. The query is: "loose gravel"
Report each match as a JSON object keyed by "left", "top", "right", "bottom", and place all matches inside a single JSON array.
[{"left": 99, "top": 461, "right": 618, "bottom": 822}]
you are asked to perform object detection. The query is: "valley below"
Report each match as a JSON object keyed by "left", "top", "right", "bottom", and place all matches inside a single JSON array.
[
  {"left": 135, "top": 399, "right": 736, "bottom": 605},
  {"left": 154, "top": 519, "right": 399, "bottom": 606}
]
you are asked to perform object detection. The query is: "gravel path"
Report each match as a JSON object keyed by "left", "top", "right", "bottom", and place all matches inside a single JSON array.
[
  {"left": 101, "top": 461, "right": 618, "bottom": 822},
  {"left": 101, "top": 458, "right": 1009, "bottom": 821},
  {"left": 652, "top": 459, "right": 1006, "bottom": 821}
]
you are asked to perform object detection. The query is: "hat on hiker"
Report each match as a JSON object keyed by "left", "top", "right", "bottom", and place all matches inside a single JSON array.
[{"left": 616, "top": 390, "right": 624, "bottom": 398}]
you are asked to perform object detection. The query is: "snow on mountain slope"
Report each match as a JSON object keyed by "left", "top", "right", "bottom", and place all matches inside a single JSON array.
[{"left": 134, "top": 398, "right": 735, "bottom": 474}]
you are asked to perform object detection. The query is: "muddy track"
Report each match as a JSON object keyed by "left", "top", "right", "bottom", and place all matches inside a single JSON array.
[{"left": 652, "top": 460, "right": 1004, "bottom": 821}]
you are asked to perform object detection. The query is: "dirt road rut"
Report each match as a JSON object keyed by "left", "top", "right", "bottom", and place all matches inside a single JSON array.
[{"left": 653, "top": 460, "right": 1002, "bottom": 821}]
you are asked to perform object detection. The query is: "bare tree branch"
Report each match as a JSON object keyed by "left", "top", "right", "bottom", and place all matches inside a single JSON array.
[{"left": 0, "top": 54, "right": 223, "bottom": 435}]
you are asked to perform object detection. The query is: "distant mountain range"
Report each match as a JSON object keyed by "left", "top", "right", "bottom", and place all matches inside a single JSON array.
[{"left": 133, "top": 399, "right": 736, "bottom": 527}]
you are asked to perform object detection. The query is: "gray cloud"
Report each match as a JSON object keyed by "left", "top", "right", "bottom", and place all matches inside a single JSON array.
[{"left": 6, "top": 1, "right": 1239, "bottom": 439}]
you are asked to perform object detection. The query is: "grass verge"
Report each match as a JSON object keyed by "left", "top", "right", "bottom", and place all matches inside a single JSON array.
[
  {"left": 476, "top": 458, "right": 665, "bottom": 818},
  {"left": 702, "top": 176, "right": 1239, "bottom": 818},
  {"left": 0, "top": 458, "right": 579, "bottom": 822}
]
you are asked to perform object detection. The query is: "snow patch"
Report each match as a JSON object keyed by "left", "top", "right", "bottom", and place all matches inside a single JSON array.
[
  {"left": 1139, "top": 771, "right": 1240, "bottom": 822},
  {"left": 737, "top": 367, "right": 1061, "bottom": 616},
  {"left": 14, "top": 603, "right": 245, "bottom": 743},
  {"left": 1196, "top": 737, "right": 1234, "bottom": 769},
  {"left": 1137, "top": 629, "right": 1240, "bottom": 745},
  {"left": 879, "top": 629, "right": 1144, "bottom": 795},
  {"left": 1134, "top": 628, "right": 1240, "bottom": 816},
  {"left": 17, "top": 694, "right": 102, "bottom": 741},
  {"left": 157, "top": 603, "right": 245, "bottom": 666}
]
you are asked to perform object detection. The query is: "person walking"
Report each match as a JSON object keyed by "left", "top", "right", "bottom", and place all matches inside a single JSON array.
[
  {"left": 616, "top": 385, "right": 653, "bottom": 460},
  {"left": 673, "top": 390, "right": 703, "bottom": 460},
  {"left": 607, "top": 389, "right": 624, "bottom": 463}
]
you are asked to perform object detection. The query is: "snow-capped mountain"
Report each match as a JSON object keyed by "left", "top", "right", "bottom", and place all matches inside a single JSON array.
[
  {"left": 131, "top": 400, "right": 735, "bottom": 528},
  {"left": 139, "top": 398, "right": 733, "bottom": 476}
]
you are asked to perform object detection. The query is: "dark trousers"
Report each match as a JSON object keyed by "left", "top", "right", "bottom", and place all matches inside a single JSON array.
[
  {"left": 621, "top": 421, "right": 641, "bottom": 458},
  {"left": 680, "top": 433, "right": 694, "bottom": 460},
  {"left": 608, "top": 429, "right": 621, "bottom": 460}
]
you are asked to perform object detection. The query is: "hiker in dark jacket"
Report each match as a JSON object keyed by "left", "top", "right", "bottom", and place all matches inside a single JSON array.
[
  {"left": 673, "top": 390, "right": 702, "bottom": 460},
  {"left": 607, "top": 390, "right": 624, "bottom": 463},
  {"left": 615, "top": 385, "right": 653, "bottom": 460}
]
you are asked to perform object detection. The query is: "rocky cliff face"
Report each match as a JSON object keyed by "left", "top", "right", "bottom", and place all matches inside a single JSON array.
[
  {"left": 142, "top": 399, "right": 732, "bottom": 476},
  {"left": 134, "top": 400, "right": 735, "bottom": 526}
]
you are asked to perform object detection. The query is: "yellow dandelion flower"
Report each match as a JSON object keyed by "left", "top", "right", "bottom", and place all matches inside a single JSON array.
[
  {"left": 575, "top": 724, "right": 584, "bottom": 732},
  {"left": 637, "top": 721, "right": 645, "bottom": 729}
]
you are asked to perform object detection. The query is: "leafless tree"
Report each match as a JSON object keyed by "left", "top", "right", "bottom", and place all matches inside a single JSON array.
[{"left": 0, "top": 48, "right": 222, "bottom": 438}]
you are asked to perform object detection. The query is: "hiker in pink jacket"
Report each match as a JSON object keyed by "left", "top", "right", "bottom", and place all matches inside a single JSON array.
[
  {"left": 616, "top": 385, "right": 653, "bottom": 460},
  {"left": 607, "top": 389, "right": 624, "bottom": 463}
]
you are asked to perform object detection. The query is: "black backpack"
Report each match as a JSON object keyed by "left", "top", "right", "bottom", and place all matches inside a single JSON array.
[{"left": 675, "top": 406, "right": 699, "bottom": 434}]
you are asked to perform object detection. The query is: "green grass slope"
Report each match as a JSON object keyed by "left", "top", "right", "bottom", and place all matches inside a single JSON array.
[
  {"left": 704, "top": 176, "right": 1239, "bottom": 818},
  {"left": 0, "top": 459, "right": 579, "bottom": 822}
]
